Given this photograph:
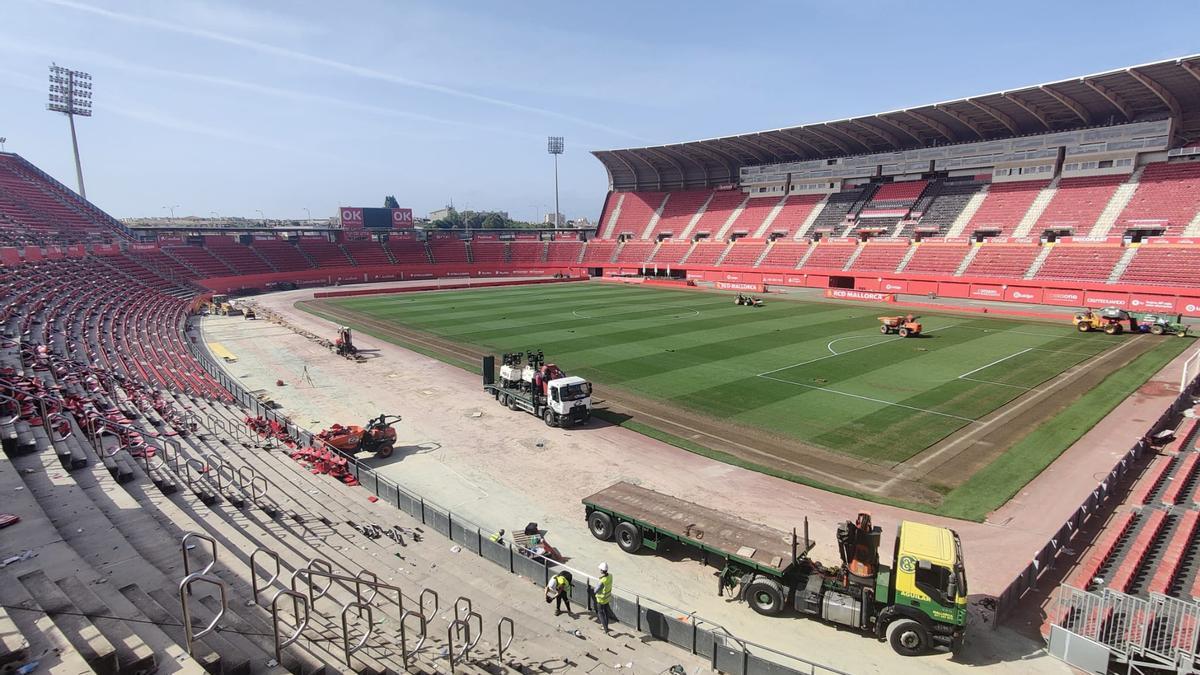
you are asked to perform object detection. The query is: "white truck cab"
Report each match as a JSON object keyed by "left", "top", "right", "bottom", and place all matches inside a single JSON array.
[{"left": 547, "top": 376, "right": 592, "bottom": 416}]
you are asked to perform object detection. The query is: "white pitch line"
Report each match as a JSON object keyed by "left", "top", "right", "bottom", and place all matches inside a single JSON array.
[
  {"left": 825, "top": 334, "right": 891, "bottom": 355},
  {"left": 957, "top": 348, "right": 1033, "bottom": 380},
  {"left": 758, "top": 323, "right": 962, "bottom": 376},
  {"left": 958, "top": 376, "right": 1034, "bottom": 391},
  {"left": 758, "top": 374, "right": 978, "bottom": 423}
]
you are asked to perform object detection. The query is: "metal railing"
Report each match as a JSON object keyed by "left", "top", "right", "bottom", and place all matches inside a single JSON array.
[{"left": 996, "top": 370, "right": 1200, "bottom": 621}]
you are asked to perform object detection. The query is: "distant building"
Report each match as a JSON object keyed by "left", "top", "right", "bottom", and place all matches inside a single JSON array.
[
  {"left": 543, "top": 212, "right": 566, "bottom": 227},
  {"left": 429, "top": 207, "right": 454, "bottom": 221},
  {"left": 569, "top": 217, "right": 593, "bottom": 229}
]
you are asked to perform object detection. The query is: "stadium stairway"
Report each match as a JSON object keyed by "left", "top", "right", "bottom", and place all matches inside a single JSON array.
[{"left": 0, "top": 377, "right": 703, "bottom": 674}]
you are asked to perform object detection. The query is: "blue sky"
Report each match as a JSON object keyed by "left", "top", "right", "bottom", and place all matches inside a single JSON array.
[{"left": 1, "top": 0, "right": 1196, "bottom": 222}]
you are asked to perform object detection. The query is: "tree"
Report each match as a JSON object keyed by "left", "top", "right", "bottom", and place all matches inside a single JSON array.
[
  {"left": 383, "top": 195, "right": 399, "bottom": 208},
  {"left": 481, "top": 213, "right": 505, "bottom": 229}
]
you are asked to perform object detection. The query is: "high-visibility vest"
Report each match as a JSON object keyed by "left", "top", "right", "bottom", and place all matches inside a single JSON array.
[
  {"left": 555, "top": 575, "right": 571, "bottom": 591},
  {"left": 595, "top": 574, "right": 612, "bottom": 604},
  {"left": 490, "top": 532, "right": 502, "bottom": 543}
]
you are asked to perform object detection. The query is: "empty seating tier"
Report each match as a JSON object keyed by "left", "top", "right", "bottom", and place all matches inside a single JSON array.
[
  {"left": 1035, "top": 175, "right": 1125, "bottom": 233},
  {"left": 1121, "top": 246, "right": 1200, "bottom": 287},
  {"left": 688, "top": 191, "right": 748, "bottom": 237},
  {"left": 849, "top": 243, "right": 908, "bottom": 273},
  {"left": 1034, "top": 245, "right": 1125, "bottom": 282},
  {"left": 910, "top": 181, "right": 985, "bottom": 236},
  {"left": 650, "top": 190, "right": 712, "bottom": 239},
  {"left": 765, "top": 194, "right": 825, "bottom": 238},
  {"left": 385, "top": 238, "right": 431, "bottom": 264},
  {"left": 802, "top": 243, "right": 858, "bottom": 271},
  {"left": 341, "top": 239, "right": 392, "bottom": 266},
  {"left": 509, "top": 241, "right": 547, "bottom": 264},
  {"left": 683, "top": 240, "right": 730, "bottom": 266},
  {"left": 297, "top": 239, "right": 354, "bottom": 267},
  {"left": 546, "top": 241, "right": 584, "bottom": 264},
  {"left": 470, "top": 241, "right": 508, "bottom": 263},
  {"left": 721, "top": 238, "right": 769, "bottom": 267},
  {"left": 756, "top": 240, "right": 808, "bottom": 269},
  {"left": 252, "top": 238, "right": 317, "bottom": 270},
  {"left": 607, "top": 192, "right": 666, "bottom": 238},
  {"left": 964, "top": 244, "right": 1040, "bottom": 278},
  {"left": 615, "top": 239, "right": 655, "bottom": 264},
  {"left": 966, "top": 180, "right": 1049, "bottom": 234},
  {"left": 902, "top": 244, "right": 970, "bottom": 275},
  {"left": 581, "top": 239, "right": 619, "bottom": 264},
  {"left": 649, "top": 240, "right": 693, "bottom": 265},
  {"left": 427, "top": 238, "right": 469, "bottom": 264},
  {"left": 1118, "top": 161, "right": 1200, "bottom": 234}
]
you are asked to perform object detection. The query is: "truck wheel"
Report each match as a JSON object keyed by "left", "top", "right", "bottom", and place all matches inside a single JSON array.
[
  {"left": 543, "top": 409, "right": 557, "bottom": 427},
  {"left": 507, "top": 396, "right": 519, "bottom": 411},
  {"left": 880, "top": 325, "right": 890, "bottom": 334},
  {"left": 898, "top": 327, "right": 910, "bottom": 338},
  {"left": 1104, "top": 323, "right": 1120, "bottom": 335},
  {"left": 376, "top": 443, "right": 394, "bottom": 459},
  {"left": 588, "top": 511, "right": 613, "bottom": 541},
  {"left": 744, "top": 577, "right": 785, "bottom": 616},
  {"left": 615, "top": 522, "right": 642, "bottom": 554},
  {"left": 1151, "top": 324, "right": 1165, "bottom": 335},
  {"left": 888, "top": 619, "right": 930, "bottom": 656},
  {"left": 1077, "top": 322, "right": 1090, "bottom": 332}
]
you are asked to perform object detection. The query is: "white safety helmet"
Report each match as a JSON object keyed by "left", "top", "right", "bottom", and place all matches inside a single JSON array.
[{"left": 598, "top": 562, "right": 608, "bottom": 573}]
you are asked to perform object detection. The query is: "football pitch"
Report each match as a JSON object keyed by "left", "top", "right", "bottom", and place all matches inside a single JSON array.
[{"left": 301, "top": 281, "right": 1190, "bottom": 516}]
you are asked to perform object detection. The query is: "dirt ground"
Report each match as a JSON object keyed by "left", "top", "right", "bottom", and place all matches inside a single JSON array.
[{"left": 198, "top": 277, "right": 1197, "bottom": 675}]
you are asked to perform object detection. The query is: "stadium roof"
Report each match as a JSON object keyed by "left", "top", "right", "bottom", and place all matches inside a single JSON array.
[{"left": 594, "top": 55, "right": 1200, "bottom": 192}]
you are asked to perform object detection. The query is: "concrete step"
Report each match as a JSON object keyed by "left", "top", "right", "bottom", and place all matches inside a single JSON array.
[
  {"left": 0, "top": 569, "right": 100, "bottom": 675},
  {"left": 16, "top": 569, "right": 119, "bottom": 675}
]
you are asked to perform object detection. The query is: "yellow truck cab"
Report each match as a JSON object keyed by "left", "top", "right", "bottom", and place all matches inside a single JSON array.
[{"left": 877, "top": 521, "right": 968, "bottom": 654}]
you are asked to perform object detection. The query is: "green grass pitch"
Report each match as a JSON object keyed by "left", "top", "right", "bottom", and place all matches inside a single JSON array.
[{"left": 313, "top": 282, "right": 1172, "bottom": 466}]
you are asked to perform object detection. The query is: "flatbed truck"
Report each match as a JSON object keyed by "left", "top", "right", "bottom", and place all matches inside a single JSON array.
[
  {"left": 482, "top": 353, "right": 592, "bottom": 427},
  {"left": 583, "top": 482, "right": 968, "bottom": 656}
]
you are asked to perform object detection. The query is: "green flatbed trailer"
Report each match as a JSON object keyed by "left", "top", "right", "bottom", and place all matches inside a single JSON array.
[{"left": 582, "top": 482, "right": 968, "bottom": 656}]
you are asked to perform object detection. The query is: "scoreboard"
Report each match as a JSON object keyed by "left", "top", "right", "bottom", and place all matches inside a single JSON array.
[{"left": 339, "top": 207, "right": 414, "bottom": 229}]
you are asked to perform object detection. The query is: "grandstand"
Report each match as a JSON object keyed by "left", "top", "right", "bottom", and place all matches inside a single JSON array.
[{"left": 3, "top": 52, "right": 1200, "bottom": 675}]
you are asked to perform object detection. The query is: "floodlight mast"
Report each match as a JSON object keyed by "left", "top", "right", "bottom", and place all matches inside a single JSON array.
[
  {"left": 547, "top": 136, "right": 564, "bottom": 228},
  {"left": 47, "top": 63, "right": 92, "bottom": 199}
]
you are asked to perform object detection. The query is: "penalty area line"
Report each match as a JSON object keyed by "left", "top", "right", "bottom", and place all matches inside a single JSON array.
[
  {"left": 957, "top": 348, "right": 1033, "bottom": 380},
  {"left": 757, "top": 373, "right": 978, "bottom": 423}
]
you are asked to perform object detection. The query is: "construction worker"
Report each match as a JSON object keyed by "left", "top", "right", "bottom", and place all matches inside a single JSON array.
[
  {"left": 545, "top": 570, "right": 574, "bottom": 616},
  {"left": 490, "top": 529, "right": 506, "bottom": 545},
  {"left": 592, "top": 562, "right": 613, "bottom": 633}
]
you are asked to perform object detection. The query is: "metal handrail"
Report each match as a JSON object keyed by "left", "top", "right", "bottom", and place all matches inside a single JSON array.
[
  {"left": 288, "top": 559, "right": 410, "bottom": 618},
  {"left": 420, "top": 588, "right": 439, "bottom": 618},
  {"left": 179, "top": 573, "right": 227, "bottom": 656},
  {"left": 250, "top": 547, "right": 281, "bottom": 605},
  {"left": 270, "top": 589, "right": 309, "bottom": 663},
  {"left": 398, "top": 609, "right": 427, "bottom": 670},
  {"left": 181, "top": 531, "right": 217, "bottom": 581},
  {"left": 496, "top": 616, "right": 514, "bottom": 662},
  {"left": 447, "top": 618, "right": 470, "bottom": 673},
  {"left": 453, "top": 595, "right": 472, "bottom": 623},
  {"left": 340, "top": 601, "right": 373, "bottom": 668},
  {"left": 465, "top": 610, "right": 483, "bottom": 650}
]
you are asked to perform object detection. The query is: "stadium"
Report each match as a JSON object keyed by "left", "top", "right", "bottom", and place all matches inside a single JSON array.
[{"left": 3, "top": 6, "right": 1200, "bottom": 673}]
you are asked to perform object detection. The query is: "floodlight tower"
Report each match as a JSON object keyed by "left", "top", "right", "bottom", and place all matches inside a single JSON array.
[
  {"left": 547, "top": 136, "right": 564, "bottom": 228},
  {"left": 47, "top": 63, "right": 92, "bottom": 199}
]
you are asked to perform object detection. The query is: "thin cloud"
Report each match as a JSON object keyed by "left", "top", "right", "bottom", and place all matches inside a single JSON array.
[
  {"left": 0, "top": 37, "right": 549, "bottom": 142},
  {"left": 31, "top": 0, "right": 646, "bottom": 142}
]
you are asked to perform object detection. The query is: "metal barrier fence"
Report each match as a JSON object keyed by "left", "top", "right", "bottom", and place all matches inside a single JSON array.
[
  {"left": 995, "top": 366, "right": 1200, "bottom": 621},
  {"left": 186, "top": 318, "right": 849, "bottom": 675}
]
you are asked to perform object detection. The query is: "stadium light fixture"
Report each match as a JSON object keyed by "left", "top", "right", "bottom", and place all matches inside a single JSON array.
[
  {"left": 0, "top": 138, "right": 6, "bottom": 151},
  {"left": 547, "top": 136, "right": 564, "bottom": 228},
  {"left": 47, "top": 63, "right": 92, "bottom": 199}
]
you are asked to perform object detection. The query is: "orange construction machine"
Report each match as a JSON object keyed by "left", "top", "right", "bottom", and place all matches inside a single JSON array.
[
  {"left": 318, "top": 414, "right": 401, "bottom": 458},
  {"left": 878, "top": 315, "right": 922, "bottom": 337}
]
